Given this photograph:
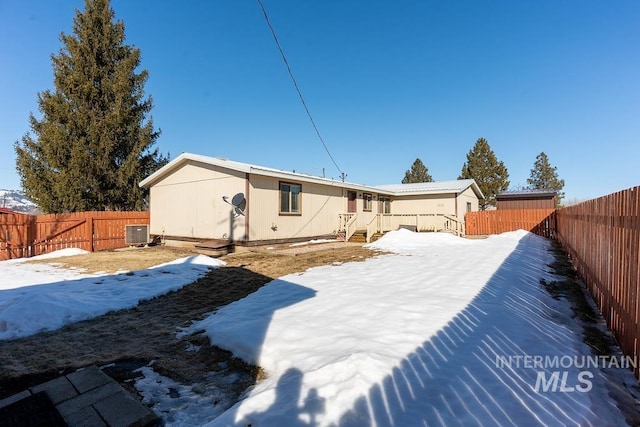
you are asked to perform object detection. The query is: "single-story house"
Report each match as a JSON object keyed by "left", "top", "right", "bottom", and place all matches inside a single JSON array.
[
  {"left": 139, "top": 153, "right": 483, "bottom": 245},
  {"left": 496, "top": 189, "right": 557, "bottom": 210}
]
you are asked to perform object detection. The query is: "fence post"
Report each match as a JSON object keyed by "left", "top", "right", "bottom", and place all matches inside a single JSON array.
[
  {"left": 27, "top": 214, "right": 36, "bottom": 258},
  {"left": 90, "top": 216, "right": 95, "bottom": 252}
]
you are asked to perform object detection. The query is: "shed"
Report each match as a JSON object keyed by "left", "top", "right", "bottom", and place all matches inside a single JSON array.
[{"left": 496, "top": 190, "right": 557, "bottom": 210}]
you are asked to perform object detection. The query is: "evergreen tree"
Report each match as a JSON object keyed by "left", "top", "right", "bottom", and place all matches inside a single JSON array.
[
  {"left": 402, "top": 158, "right": 433, "bottom": 183},
  {"left": 527, "top": 152, "right": 565, "bottom": 206},
  {"left": 459, "top": 137, "right": 510, "bottom": 210},
  {"left": 14, "top": 0, "right": 166, "bottom": 213}
]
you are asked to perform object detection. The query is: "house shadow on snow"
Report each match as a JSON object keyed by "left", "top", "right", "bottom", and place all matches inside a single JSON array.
[
  {"left": 242, "top": 367, "right": 325, "bottom": 427},
  {"left": 334, "top": 233, "right": 610, "bottom": 427}
]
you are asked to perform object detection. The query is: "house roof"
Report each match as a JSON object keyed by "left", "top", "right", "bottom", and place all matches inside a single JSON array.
[
  {"left": 139, "top": 153, "right": 383, "bottom": 193},
  {"left": 375, "top": 180, "right": 483, "bottom": 198},
  {"left": 0, "top": 207, "right": 14, "bottom": 214},
  {"left": 497, "top": 189, "right": 557, "bottom": 199},
  {"left": 139, "top": 153, "right": 484, "bottom": 199}
]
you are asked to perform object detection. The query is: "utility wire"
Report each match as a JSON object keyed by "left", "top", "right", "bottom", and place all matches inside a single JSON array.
[{"left": 256, "top": 0, "right": 345, "bottom": 180}]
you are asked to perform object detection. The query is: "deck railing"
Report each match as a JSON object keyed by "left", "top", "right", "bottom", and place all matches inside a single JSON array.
[
  {"left": 443, "top": 214, "right": 464, "bottom": 236},
  {"left": 338, "top": 213, "right": 358, "bottom": 242},
  {"left": 365, "top": 215, "right": 379, "bottom": 243},
  {"left": 339, "top": 213, "right": 464, "bottom": 241}
]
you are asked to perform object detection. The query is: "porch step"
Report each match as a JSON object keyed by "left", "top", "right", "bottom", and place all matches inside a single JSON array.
[
  {"left": 348, "top": 230, "right": 385, "bottom": 243},
  {"left": 194, "top": 239, "right": 234, "bottom": 257},
  {"left": 369, "top": 233, "right": 384, "bottom": 243},
  {"left": 349, "top": 230, "right": 367, "bottom": 243}
]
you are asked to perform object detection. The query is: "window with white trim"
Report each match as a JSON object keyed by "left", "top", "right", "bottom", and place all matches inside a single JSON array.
[
  {"left": 363, "top": 193, "right": 372, "bottom": 211},
  {"left": 280, "top": 182, "right": 301, "bottom": 214}
]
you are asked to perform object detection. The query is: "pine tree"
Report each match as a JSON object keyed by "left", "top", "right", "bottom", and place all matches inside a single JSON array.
[
  {"left": 459, "top": 138, "right": 510, "bottom": 210},
  {"left": 402, "top": 158, "right": 433, "bottom": 184},
  {"left": 527, "top": 152, "right": 565, "bottom": 206},
  {"left": 14, "top": 0, "right": 166, "bottom": 213}
]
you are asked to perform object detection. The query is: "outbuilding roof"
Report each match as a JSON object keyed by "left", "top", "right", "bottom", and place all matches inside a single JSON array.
[
  {"left": 139, "top": 153, "right": 484, "bottom": 199},
  {"left": 497, "top": 189, "right": 557, "bottom": 199}
]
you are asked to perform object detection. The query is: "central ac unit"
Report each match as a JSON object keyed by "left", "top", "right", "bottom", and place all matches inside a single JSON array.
[{"left": 125, "top": 224, "right": 150, "bottom": 245}]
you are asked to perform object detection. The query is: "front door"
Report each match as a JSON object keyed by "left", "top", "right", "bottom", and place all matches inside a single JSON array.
[
  {"left": 347, "top": 191, "right": 357, "bottom": 213},
  {"left": 379, "top": 197, "right": 391, "bottom": 214}
]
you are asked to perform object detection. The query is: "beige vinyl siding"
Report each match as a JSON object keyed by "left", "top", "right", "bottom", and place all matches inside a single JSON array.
[
  {"left": 457, "top": 186, "right": 479, "bottom": 218},
  {"left": 148, "top": 160, "right": 247, "bottom": 240},
  {"left": 248, "top": 174, "right": 344, "bottom": 241},
  {"left": 391, "top": 194, "right": 456, "bottom": 215}
]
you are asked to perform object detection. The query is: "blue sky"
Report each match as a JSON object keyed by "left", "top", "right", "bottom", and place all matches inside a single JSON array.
[{"left": 1, "top": 1, "right": 638, "bottom": 201}]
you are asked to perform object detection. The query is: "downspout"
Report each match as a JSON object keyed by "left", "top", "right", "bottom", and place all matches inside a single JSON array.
[
  {"left": 455, "top": 192, "right": 459, "bottom": 234},
  {"left": 455, "top": 192, "right": 459, "bottom": 218},
  {"left": 244, "top": 173, "right": 250, "bottom": 242}
]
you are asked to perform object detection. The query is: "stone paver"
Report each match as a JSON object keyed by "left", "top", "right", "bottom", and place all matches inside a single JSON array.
[
  {"left": 0, "top": 390, "right": 31, "bottom": 409},
  {"left": 0, "top": 366, "right": 158, "bottom": 427},
  {"left": 67, "top": 365, "right": 112, "bottom": 393},
  {"left": 56, "top": 381, "right": 122, "bottom": 419},
  {"left": 64, "top": 406, "right": 108, "bottom": 427},
  {"left": 31, "top": 375, "right": 78, "bottom": 404},
  {"left": 93, "top": 392, "right": 157, "bottom": 427}
]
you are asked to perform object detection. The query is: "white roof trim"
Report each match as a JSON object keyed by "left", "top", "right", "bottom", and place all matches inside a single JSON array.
[
  {"left": 375, "top": 179, "right": 480, "bottom": 195},
  {"left": 139, "top": 153, "right": 484, "bottom": 199}
]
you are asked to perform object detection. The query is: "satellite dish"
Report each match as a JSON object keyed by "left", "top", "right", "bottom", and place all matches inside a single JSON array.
[{"left": 222, "top": 193, "right": 246, "bottom": 217}]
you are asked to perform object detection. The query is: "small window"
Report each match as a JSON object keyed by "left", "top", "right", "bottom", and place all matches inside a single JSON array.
[
  {"left": 363, "top": 193, "right": 372, "bottom": 211},
  {"left": 466, "top": 202, "right": 472, "bottom": 212},
  {"left": 280, "top": 182, "right": 301, "bottom": 215}
]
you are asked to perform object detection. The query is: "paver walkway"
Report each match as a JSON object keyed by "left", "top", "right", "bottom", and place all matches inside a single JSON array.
[{"left": 0, "top": 366, "right": 157, "bottom": 427}]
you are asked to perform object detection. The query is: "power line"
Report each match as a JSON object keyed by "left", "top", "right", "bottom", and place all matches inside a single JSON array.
[{"left": 256, "top": 0, "right": 345, "bottom": 180}]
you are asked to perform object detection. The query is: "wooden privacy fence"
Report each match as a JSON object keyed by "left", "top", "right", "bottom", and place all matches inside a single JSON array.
[
  {"left": 556, "top": 186, "right": 640, "bottom": 377},
  {"left": 465, "top": 208, "right": 557, "bottom": 238},
  {"left": 0, "top": 211, "right": 149, "bottom": 260}
]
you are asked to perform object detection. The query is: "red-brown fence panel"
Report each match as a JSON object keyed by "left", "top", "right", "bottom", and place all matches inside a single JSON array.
[
  {"left": 465, "top": 197, "right": 640, "bottom": 379},
  {"left": 32, "top": 212, "right": 92, "bottom": 256},
  {"left": 465, "top": 209, "right": 557, "bottom": 237},
  {"left": 0, "top": 212, "right": 34, "bottom": 260},
  {"left": 556, "top": 186, "right": 640, "bottom": 377},
  {"left": 92, "top": 211, "right": 150, "bottom": 251},
  {"left": 0, "top": 211, "right": 149, "bottom": 260}
]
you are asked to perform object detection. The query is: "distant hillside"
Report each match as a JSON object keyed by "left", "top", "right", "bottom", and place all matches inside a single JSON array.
[{"left": 0, "top": 189, "right": 39, "bottom": 213}]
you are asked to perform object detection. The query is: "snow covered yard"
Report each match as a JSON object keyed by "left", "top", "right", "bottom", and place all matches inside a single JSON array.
[
  {"left": 0, "top": 231, "right": 637, "bottom": 426},
  {"left": 155, "top": 229, "right": 638, "bottom": 426},
  {"left": 0, "top": 248, "right": 224, "bottom": 339}
]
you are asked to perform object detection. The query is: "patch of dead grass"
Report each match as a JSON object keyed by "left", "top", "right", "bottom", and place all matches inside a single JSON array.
[
  {"left": 25, "top": 246, "right": 199, "bottom": 273},
  {"left": 224, "top": 245, "right": 378, "bottom": 278}
]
